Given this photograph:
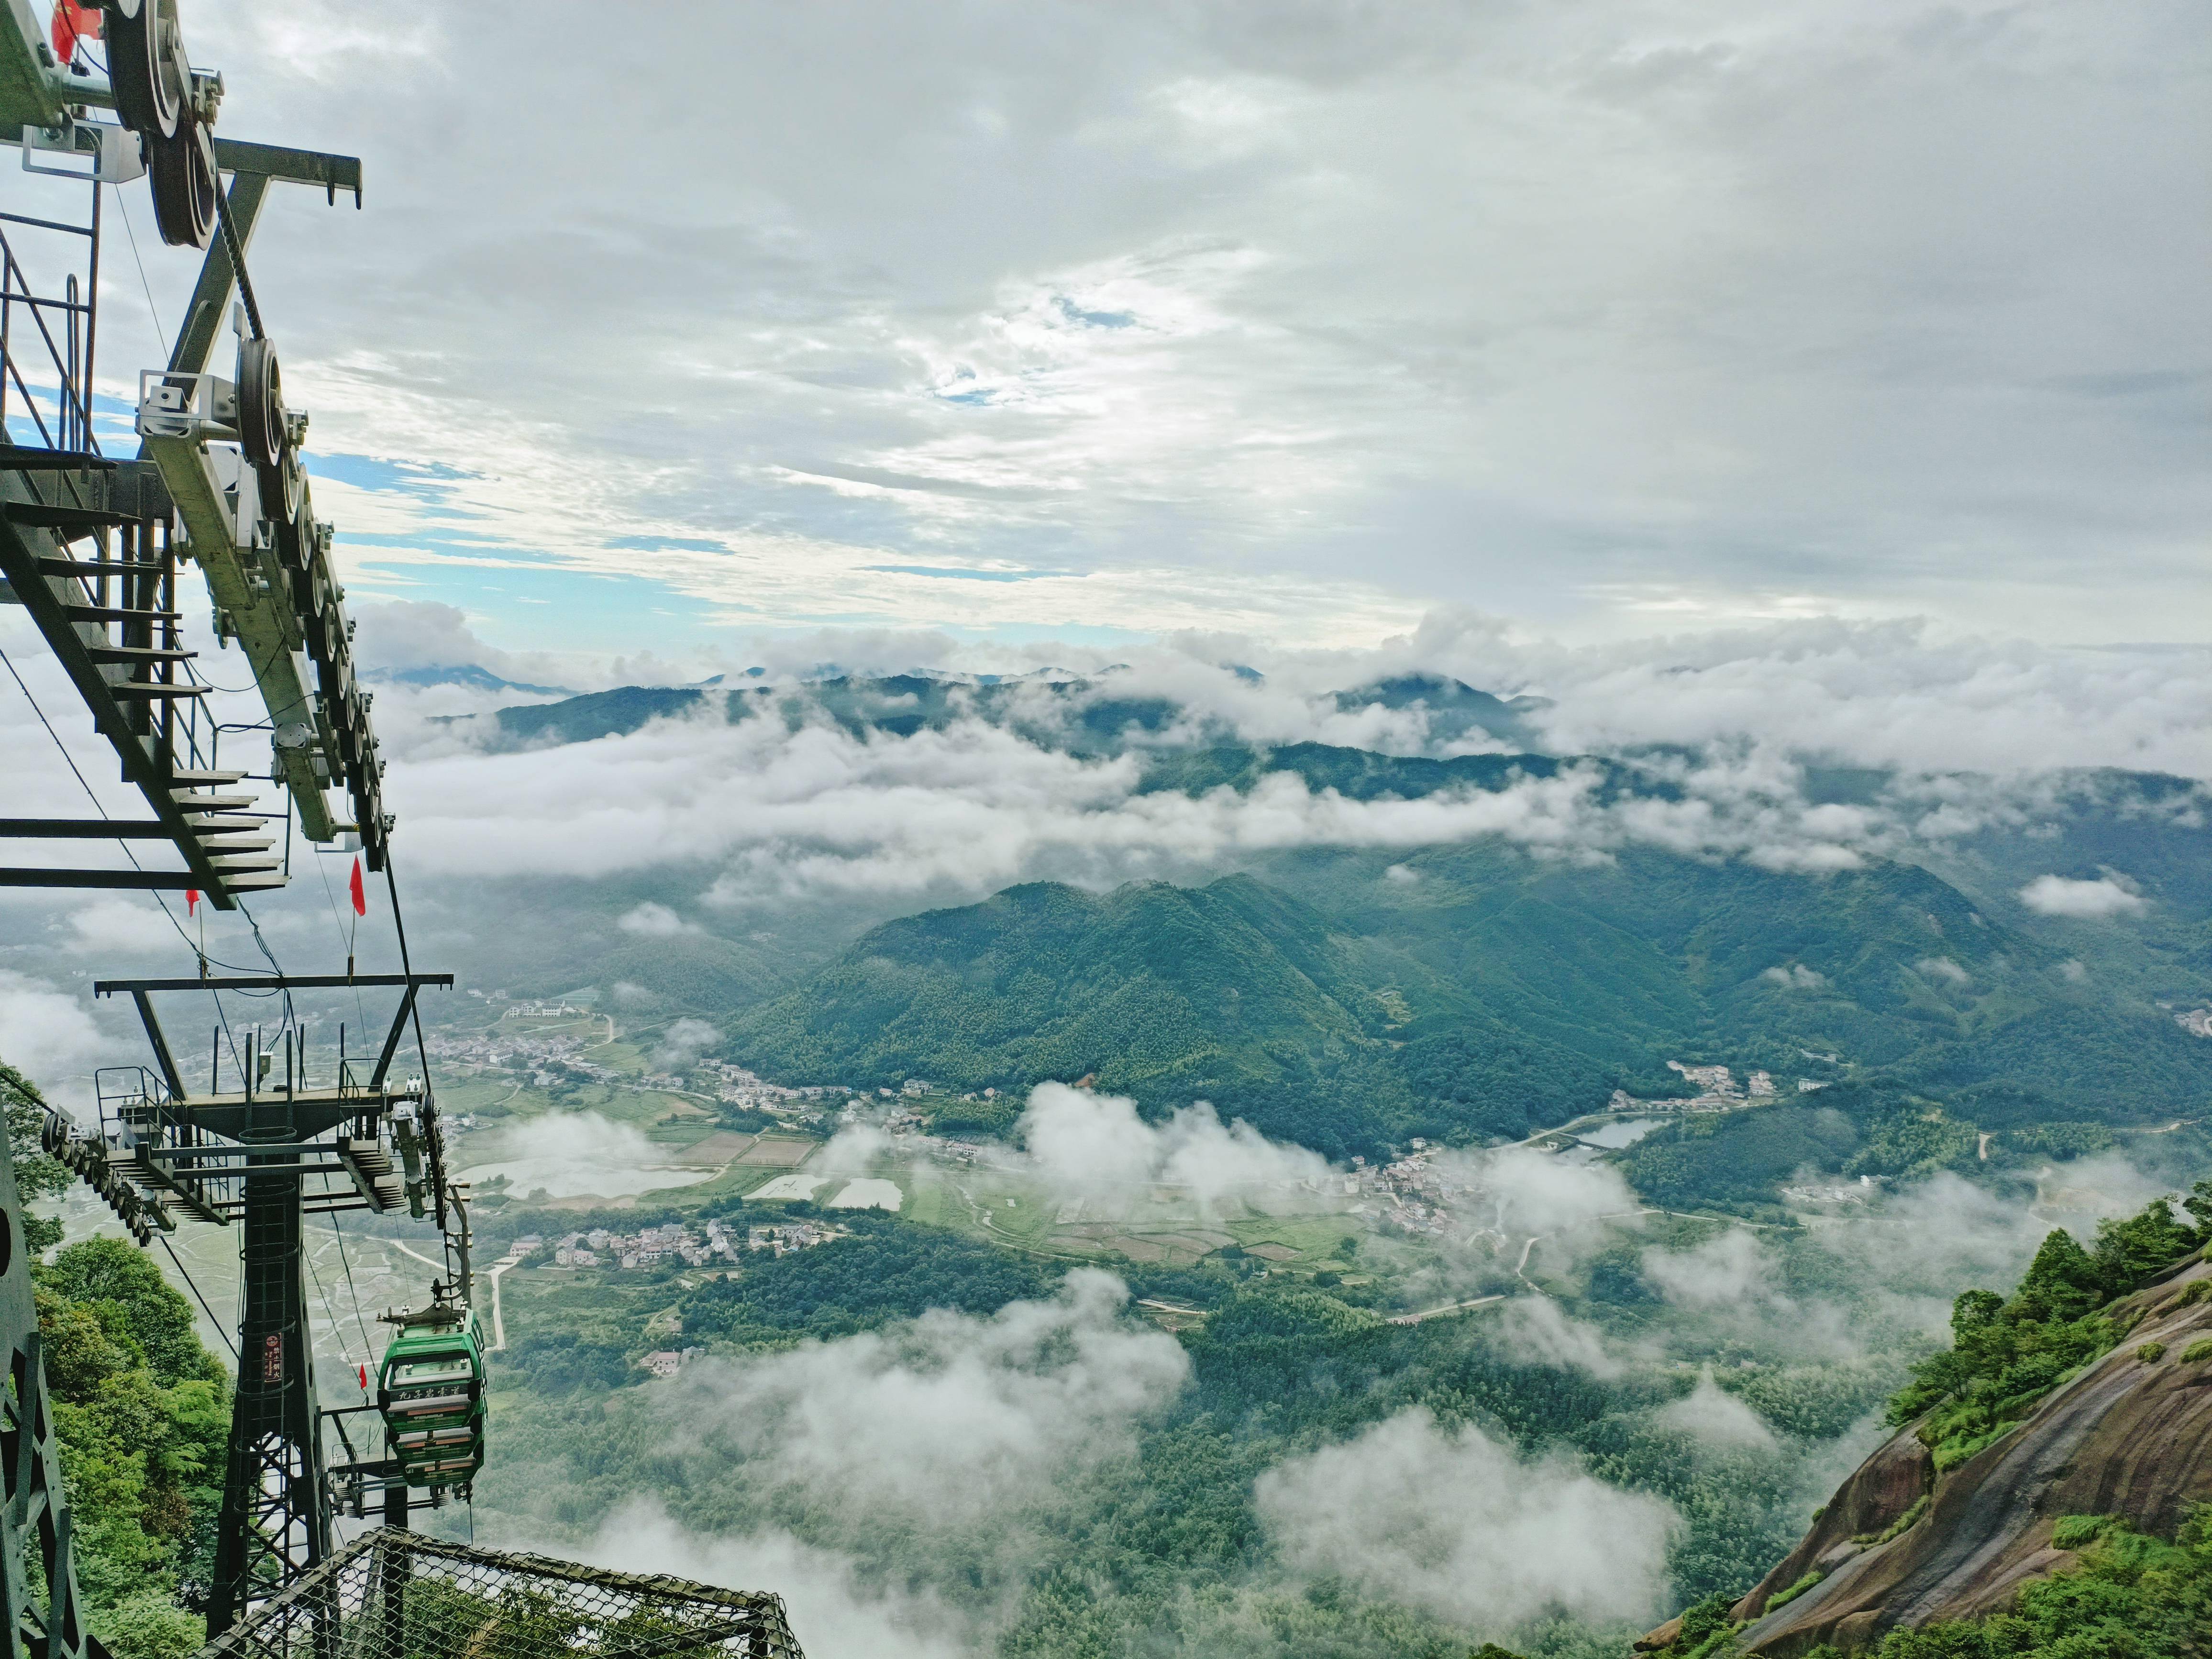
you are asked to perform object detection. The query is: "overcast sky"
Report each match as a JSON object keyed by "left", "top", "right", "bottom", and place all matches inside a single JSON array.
[{"left": 67, "top": 0, "right": 2205, "bottom": 663}]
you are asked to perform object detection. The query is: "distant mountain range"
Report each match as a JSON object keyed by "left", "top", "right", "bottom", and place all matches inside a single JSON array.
[
  {"left": 370, "top": 663, "right": 574, "bottom": 696},
  {"left": 433, "top": 670, "right": 1549, "bottom": 755},
  {"left": 431, "top": 670, "right": 2212, "bottom": 1194}
]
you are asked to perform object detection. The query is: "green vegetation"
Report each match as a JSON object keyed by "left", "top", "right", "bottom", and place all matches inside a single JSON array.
[
  {"left": 1665, "top": 1593, "right": 1738, "bottom": 1659},
  {"left": 1647, "top": 1186, "right": 2211, "bottom": 1655},
  {"left": 1998, "top": 1120, "right": 2117, "bottom": 1160},
  {"left": 727, "top": 875, "right": 1432, "bottom": 1159},
  {"left": 679, "top": 1213, "right": 1058, "bottom": 1339},
  {"left": 476, "top": 1203, "right": 1921, "bottom": 1656},
  {"left": 1870, "top": 1493, "right": 1930, "bottom": 1545},
  {"left": 1886, "top": 1193, "right": 2208, "bottom": 1469},
  {"left": 926, "top": 1093, "right": 1025, "bottom": 1138},
  {"left": 2049, "top": 1512, "right": 2115, "bottom": 1550},
  {"left": 1618, "top": 1104, "right": 1862, "bottom": 1212},
  {"left": 37, "top": 1239, "right": 230, "bottom": 1659},
  {"left": 717, "top": 842, "right": 2212, "bottom": 1174},
  {"left": 501, "top": 1328, "right": 634, "bottom": 1394},
  {"left": 1805, "top": 1508, "right": 2212, "bottom": 1659}
]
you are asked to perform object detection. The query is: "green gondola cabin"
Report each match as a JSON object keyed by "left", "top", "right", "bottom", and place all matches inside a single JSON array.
[{"left": 376, "top": 1310, "right": 486, "bottom": 1488}]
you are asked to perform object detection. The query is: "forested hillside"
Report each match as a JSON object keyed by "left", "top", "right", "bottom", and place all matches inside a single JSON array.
[
  {"left": 726, "top": 846, "right": 2212, "bottom": 1164},
  {"left": 480, "top": 1202, "right": 1916, "bottom": 1655},
  {"left": 38, "top": 1239, "right": 230, "bottom": 1659},
  {"left": 728, "top": 875, "right": 1418, "bottom": 1157},
  {"left": 2, "top": 1066, "right": 229, "bottom": 1659}
]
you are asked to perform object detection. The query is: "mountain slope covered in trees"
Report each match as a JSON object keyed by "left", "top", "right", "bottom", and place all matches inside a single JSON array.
[{"left": 726, "top": 847, "right": 2212, "bottom": 1166}]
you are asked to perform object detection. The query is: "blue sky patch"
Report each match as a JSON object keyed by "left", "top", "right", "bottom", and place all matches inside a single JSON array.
[
  {"left": 865, "top": 564, "right": 1066, "bottom": 583},
  {"left": 1054, "top": 296, "right": 1136, "bottom": 330},
  {"left": 606, "top": 535, "right": 731, "bottom": 553},
  {"left": 307, "top": 453, "right": 478, "bottom": 501}
]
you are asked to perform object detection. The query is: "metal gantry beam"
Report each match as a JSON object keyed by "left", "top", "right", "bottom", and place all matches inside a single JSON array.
[
  {"left": 0, "top": 476, "right": 285, "bottom": 903},
  {"left": 0, "top": 95, "right": 386, "bottom": 901},
  {"left": 129, "top": 134, "right": 386, "bottom": 868}
]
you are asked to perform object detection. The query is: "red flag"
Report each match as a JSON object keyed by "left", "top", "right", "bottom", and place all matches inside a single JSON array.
[
  {"left": 49, "top": 2, "right": 100, "bottom": 65},
  {"left": 185, "top": 889, "right": 199, "bottom": 916},
  {"left": 358, "top": 1362, "right": 368, "bottom": 1392},
  {"left": 348, "top": 857, "right": 366, "bottom": 917}
]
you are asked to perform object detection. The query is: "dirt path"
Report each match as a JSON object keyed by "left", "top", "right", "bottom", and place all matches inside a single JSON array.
[
  {"left": 484, "top": 1250, "right": 522, "bottom": 1351},
  {"left": 1389, "top": 1294, "right": 1506, "bottom": 1326}
]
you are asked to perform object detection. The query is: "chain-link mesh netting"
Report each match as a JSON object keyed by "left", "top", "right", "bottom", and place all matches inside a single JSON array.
[{"left": 193, "top": 1531, "right": 803, "bottom": 1659}]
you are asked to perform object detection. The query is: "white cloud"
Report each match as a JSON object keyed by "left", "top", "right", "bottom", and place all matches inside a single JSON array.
[
  {"left": 1639, "top": 1229, "right": 1853, "bottom": 1360},
  {"left": 1643, "top": 1228, "right": 1777, "bottom": 1311},
  {"left": 1802, "top": 1172, "right": 2059, "bottom": 1338},
  {"left": 1491, "top": 1296, "right": 1624, "bottom": 1378},
  {"left": 1255, "top": 1407, "right": 1678, "bottom": 1634},
  {"left": 2018, "top": 874, "right": 2147, "bottom": 919},
  {"left": 650, "top": 1017, "right": 720, "bottom": 1071},
  {"left": 1410, "top": 616, "right": 2212, "bottom": 781},
  {"left": 1659, "top": 1370, "right": 1779, "bottom": 1450},
  {"left": 667, "top": 1271, "right": 1188, "bottom": 1524},
  {"left": 58, "top": 899, "right": 183, "bottom": 957},
  {"left": 619, "top": 902, "right": 703, "bottom": 937},
  {"left": 1016, "top": 1083, "right": 1331, "bottom": 1209},
  {"left": 463, "top": 1110, "right": 711, "bottom": 1201},
  {"left": 818, "top": 1120, "right": 893, "bottom": 1174},
  {"left": 0, "top": 972, "right": 103, "bottom": 1102},
  {"left": 137, "top": 1, "right": 2204, "bottom": 654},
  {"left": 1436, "top": 1143, "right": 1645, "bottom": 1239},
  {"left": 1915, "top": 955, "right": 1970, "bottom": 984},
  {"left": 309, "top": 625, "right": 2212, "bottom": 915},
  {"left": 1632, "top": 1168, "right": 2160, "bottom": 1361},
  {"left": 581, "top": 1505, "right": 971, "bottom": 1659}
]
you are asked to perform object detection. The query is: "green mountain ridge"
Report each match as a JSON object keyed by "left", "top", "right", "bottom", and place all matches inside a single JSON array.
[
  {"left": 726, "top": 846, "right": 2212, "bottom": 1172},
  {"left": 729, "top": 875, "right": 1414, "bottom": 1157}
]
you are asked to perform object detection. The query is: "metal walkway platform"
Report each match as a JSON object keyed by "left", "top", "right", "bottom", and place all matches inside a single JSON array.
[{"left": 195, "top": 1531, "right": 805, "bottom": 1659}]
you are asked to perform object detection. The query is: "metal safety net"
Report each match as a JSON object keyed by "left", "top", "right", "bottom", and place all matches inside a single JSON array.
[{"left": 191, "top": 1531, "right": 805, "bottom": 1659}]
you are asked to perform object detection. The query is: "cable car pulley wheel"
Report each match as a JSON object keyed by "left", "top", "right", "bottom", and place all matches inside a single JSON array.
[
  {"left": 102, "top": 0, "right": 186, "bottom": 142},
  {"left": 238, "top": 335, "right": 286, "bottom": 468},
  {"left": 148, "top": 121, "right": 216, "bottom": 248}
]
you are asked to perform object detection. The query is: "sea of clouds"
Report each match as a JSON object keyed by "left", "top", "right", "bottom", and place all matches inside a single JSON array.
[
  {"left": 7, "top": 608, "right": 2204, "bottom": 954},
  {"left": 376, "top": 611, "right": 2212, "bottom": 906},
  {"left": 511, "top": 1080, "right": 2187, "bottom": 1658}
]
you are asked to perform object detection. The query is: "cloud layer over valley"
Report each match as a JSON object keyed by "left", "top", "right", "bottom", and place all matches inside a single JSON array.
[
  {"left": 483, "top": 1092, "right": 2190, "bottom": 1657},
  {"left": 288, "top": 617, "right": 2212, "bottom": 916}
]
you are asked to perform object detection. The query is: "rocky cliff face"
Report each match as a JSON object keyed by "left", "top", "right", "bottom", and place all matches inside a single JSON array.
[{"left": 1640, "top": 1253, "right": 2212, "bottom": 1654}]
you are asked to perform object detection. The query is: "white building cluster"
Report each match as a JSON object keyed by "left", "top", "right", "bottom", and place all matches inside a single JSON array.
[
  {"left": 546, "top": 1217, "right": 846, "bottom": 1271},
  {"left": 551, "top": 1223, "right": 715, "bottom": 1270},
  {"left": 1342, "top": 1146, "right": 1479, "bottom": 1238},
  {"left": 1610, "top": 1061, "right": 1786, "bottom": 1114}
]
